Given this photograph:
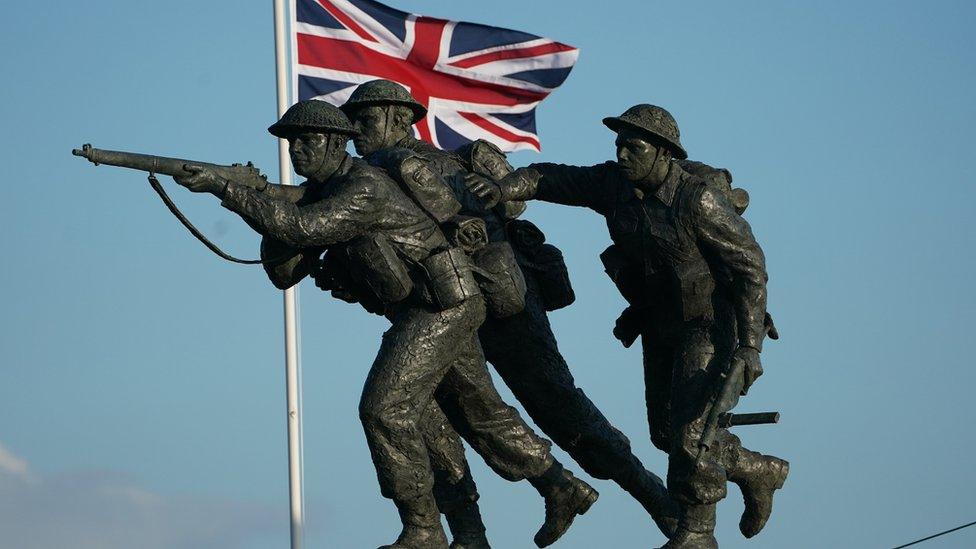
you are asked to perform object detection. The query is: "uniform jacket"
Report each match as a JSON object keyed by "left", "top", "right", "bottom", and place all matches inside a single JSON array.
[
  {"left": 506, "top": 160, "right": 768, "bottom": 350},
  {"left": 391, "top": 135, "right": 509, "bottom": 243},
  {"left": 220, "top": 154, "right": 448, "bottom": 303}
]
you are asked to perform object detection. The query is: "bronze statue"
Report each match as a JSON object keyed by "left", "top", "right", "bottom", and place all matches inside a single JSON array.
[
  {"left": 466, "top": 104, "right": 789, "bottom": 549},
  {"left": 72, "top": 89, "right": 789, "bottom": 548},
  {"left": 163, "top": 100, "right": 597, "bottom": 549},
  {"left": 340, "top": 79, "right": 681, "bottom": 539}
]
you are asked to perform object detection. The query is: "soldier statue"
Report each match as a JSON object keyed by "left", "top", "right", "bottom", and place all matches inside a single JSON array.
[
  {"left": 466, "top": 104, "right": 789, "bottom": 549},
  {"left": 338, "top": 80, "right": 680, "bottom": 539},
  {"left": 171, "top": 101, "right": 596, "bottom": 549}
]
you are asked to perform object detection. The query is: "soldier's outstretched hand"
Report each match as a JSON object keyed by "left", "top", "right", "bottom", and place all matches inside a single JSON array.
[
  {"left": 174, "top": 164, "right": 228, "bottom": 196},
  {"left": 735, "top": 346, "right": 763, "bottom": 396},
  {"left": 463, "top": 172, "right": 502, "bottom": 208}
]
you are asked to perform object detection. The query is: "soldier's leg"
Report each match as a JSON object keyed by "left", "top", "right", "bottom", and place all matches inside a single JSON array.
[
  {"left": 480, "top": 278, "right": 640, "bottom": 477},
  {"left": 641, "top": 328, "right": 676, "bottom": 456},
  {"left": 659, "top": 315, "right": 789, "bottom": 546},
  {"left": 701, "top": 308, "right": 789, "bottom": 540},
  {"left": 435, "top": 335, "right": 552, "bottom": 479},
  {"left": 359, "top": 299, "right": 485, "bottom": 549},
  {"left": 657, "top": 322, "right": 732, "bottom": 549},
  {"left": 420, "top": 400, "right": 490, "bottom": 549},
  {"left": 719, "top": 431, "right": 789, "bottom": 539},
  {"left": 637, "top": 330, "right": 684, "bottom": 539},
  {"left": 481, "top": 280, "right": 675, "bottom": 535},
  {"left": 435, "top": 335, "right": 598, "bottom": 548}
]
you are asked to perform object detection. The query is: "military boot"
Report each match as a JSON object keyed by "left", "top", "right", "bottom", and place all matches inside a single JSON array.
[
  {"left": 657, "top": 504, "right": 717, "bottom": 549},
  {"left": 727, "top": 450, "right": 789, "bottom": 538},
  {"left": 528, "top": 462, "right": 599, "bottom": 548},
  {"left": 617, "top": 456, "right": 680, "bottom": 537},
  {"left": 380, "top": 496, "right": 449, "bottom": 549},
  {"left": 446, "top": 500, "right": 491, "bottom": 549}
]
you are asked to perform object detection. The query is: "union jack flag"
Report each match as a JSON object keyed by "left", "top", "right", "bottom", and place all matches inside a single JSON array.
[{"left": 291, "top": 0, "right": 579, "bottom": 152}]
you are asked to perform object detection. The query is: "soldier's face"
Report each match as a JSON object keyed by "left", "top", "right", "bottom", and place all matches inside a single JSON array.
[
  {"left": 349, "top": 106, "right": 393, "bottom": 156},
  {"left": 289, "top": 132, "right": 331, "bottom": 177},
  {"left": 615, "top": 131, "right": 662, "bottom": 182}
]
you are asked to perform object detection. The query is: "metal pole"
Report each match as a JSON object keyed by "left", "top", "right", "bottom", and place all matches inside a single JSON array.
[{"left": 273, "top": 1, "right": 304, "bottom": 548}]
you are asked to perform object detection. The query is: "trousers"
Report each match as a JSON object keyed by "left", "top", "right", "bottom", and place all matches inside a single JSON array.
[
  {"left": 359, "top": 297, "right": 553, "bottom": 507},
  {"left": 479, "top": 273, "right": 641, "bottom": 481},
  {"left": 640, "top": 300, "right": 744, "bottom": 505}
]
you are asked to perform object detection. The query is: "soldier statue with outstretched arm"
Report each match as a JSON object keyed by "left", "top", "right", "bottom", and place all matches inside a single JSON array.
[
  {"left": 338, "top": 79, "right": 680, "bottom": 540},
  {"left": 466, "top": 104, "right": 789, "bottom": 549},
  {"left": 171, "top": 101, "right": 596, "bottom": 549}
]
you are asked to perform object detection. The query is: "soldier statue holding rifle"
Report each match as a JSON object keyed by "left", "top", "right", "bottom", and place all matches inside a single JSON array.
[
  {"left": 72, "top": 97, "right": 788, "bottom": 548},
  {"left": 172, "top": 101, "right": 610, "bottom": 549},
  {"left": 192, "top": 100, "right": 614, "bottom": 549},
  {"left": 75, "top": 101, "right": 601, "bottom": 548},
  {"left": 338, "top": 79, "right": 679, "bottom": 539},
  {"left": 466, "top": 104, "right": 789, "bottom": 549}
]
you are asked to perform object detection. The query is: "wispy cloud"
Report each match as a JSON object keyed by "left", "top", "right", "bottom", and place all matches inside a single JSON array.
[
  {"left": 0, "top": 443, "right": 31, "bottom": 479},
  {"left": 0, "top": 444, "right": 280, "bottom": 549}
]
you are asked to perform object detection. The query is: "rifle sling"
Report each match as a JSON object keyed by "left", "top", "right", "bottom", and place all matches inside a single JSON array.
[{"left": 147, "top": 174, "right": 288, "bottom": 265}]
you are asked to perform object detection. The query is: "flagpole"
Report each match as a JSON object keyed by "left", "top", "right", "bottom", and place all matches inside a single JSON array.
[{"left": 273, "top": 1, "right": 305, "bottom": 548}]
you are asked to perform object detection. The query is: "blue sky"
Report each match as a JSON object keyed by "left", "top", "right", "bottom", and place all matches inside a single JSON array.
[{"left": 1, "top": 1, "right": 975, "bottom": 547}]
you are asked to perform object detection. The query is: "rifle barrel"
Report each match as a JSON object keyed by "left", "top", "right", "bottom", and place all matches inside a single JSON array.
[
  {"left": 72, "top": 144, "right": 202, "bottom": 177},
  {"left": 719, "top": 412, "right": 780, "bottom": 428}
]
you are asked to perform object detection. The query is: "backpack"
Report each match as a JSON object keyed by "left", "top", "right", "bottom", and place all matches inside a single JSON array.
[{"left": 678, "top": 159, "right": 750, "bottom": 215}]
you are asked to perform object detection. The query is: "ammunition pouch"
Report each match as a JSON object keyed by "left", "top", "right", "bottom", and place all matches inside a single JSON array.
[
  {"left": 345, "top": 234, "right": 413, "bottom": 306},
  {"left": 421, "top": 247, "right": 481, "bottom": 311},
  {"left": 601, "top": 243, "right": 716, "bottom": 321},
  {"left": 672, "top": 259, "right": 715, "bottom": 322},
  {"left": 471, "top": 242, "right": 526, "bottom": 318},
  {"left": 367, "top": 148, "right": 461, "bottom": 223},
  {"left": 507, "top": 219, "right": 575, "bottom": 311},
  {"left": 317, "top": 246, "right": 386, "bottom": 315},
  {"left": 599, "top": 244, "right": 648, "bottom": 307},
  {"left": 526, "top": 244, "right": 575, "bottom": 311}
]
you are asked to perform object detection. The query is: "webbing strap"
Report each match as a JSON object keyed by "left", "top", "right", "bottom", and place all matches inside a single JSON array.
[{"left": 147, "top": 174, "right": 285, "bottom": 265}]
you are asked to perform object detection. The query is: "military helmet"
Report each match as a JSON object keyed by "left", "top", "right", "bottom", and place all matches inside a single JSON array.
[
  {"left": 603, "top": 104, "right": 687, "bottom": 160},
  {"left": 340, "top": 79, "right": 428, "bottom": 124},
  {"left": 268, "top": 100, "right": 358, "bottom": 138}
]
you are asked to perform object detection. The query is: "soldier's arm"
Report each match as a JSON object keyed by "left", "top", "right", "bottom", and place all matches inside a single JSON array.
[
  {"left": 694, "top": 185, "right": 768, "bottom": 351},
  {"left": 258, "top": 182, "right": 309, "bottom": 204},
  {"left": 219, "top": 176, "right": 381, "bottom": 249},
  {"left": 496, "top": 162, "right": 616, "bottom": 212},
  {"left": 180, "top": 164, "right": 310, "bottom": 204},
  {"left": 174, "top": 166, "right": 314, "bottom": 240},
  {"left": 231, "top": 184, "right": 311, "bottom": 239}
]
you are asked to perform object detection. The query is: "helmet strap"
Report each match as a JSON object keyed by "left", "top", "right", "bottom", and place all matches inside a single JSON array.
[
  {"left": 381, "top": 106, "right": 392, "bottom": 148},
  {"left": 382, "top": 105, "right": 407, "bottom": 149},
  {"left": 312, "top": 133, "right": 345, "bottom": 182},
  {"left": 645, "top": 141, "right": 663, "bottom": 183},
  {"left": 651, "top": 139, "right": 674, "bottom": 182}
]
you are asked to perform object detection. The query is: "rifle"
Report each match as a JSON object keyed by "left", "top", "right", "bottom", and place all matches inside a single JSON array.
[
  {"left": 72, "top": 143, "right": 270, "bottom": 189},
  {"left": 695, "top": 357, "right": 780, "bottom": 467},
  {"left": 72, "top": 143, "right": 274, "bottom": 264},
  {"left": 718, "top": 412, "right": 779, "bottom": 428}
]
